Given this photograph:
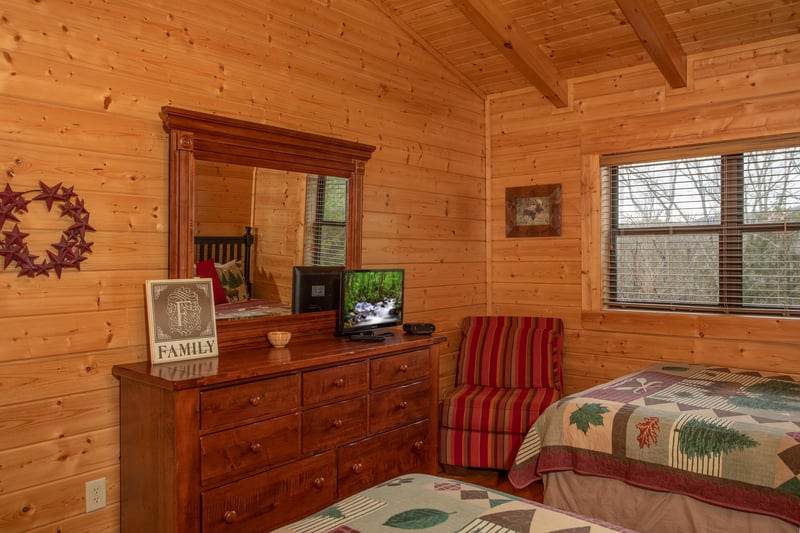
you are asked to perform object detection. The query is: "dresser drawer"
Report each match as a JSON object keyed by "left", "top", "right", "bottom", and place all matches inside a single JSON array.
[
  {"left": 337, "top": 420, "right": 431, "bottom": 497},
  {"left": 202, "top": 451, "right": 336, "bottom": 533},
  {"left": 302, "top": 361, "right": 368, "bottom": 405},
  {"left": 369, "top": 380, "right": 430, "bottom": 434},
  {"left": 200, "top": 374, "right": 300, "bottom": 430},
  {"left": 370, "top": 349, "right": 430, "bottom": 389},
  {"left": 200, "top": 413, "right": 300, "bottom": 485},
  {"left": 302, "top": 397, "right": 367, "bottom": 454}
]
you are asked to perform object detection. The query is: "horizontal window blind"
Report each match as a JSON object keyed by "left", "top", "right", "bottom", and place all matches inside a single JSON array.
[
  {"left": 303, "top": 175, "right": 347, "bottom": 266},
  {"left": 602, "top": 140, "right": 800, "bottom": 315}
]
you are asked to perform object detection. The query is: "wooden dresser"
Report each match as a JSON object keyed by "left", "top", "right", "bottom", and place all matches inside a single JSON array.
[{"left": 112, "top": 332, "right": 444, "bottom": 532}]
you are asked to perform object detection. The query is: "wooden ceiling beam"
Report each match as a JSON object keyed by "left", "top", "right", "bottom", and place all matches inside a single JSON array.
[
  {"left": 452, "top": 0, "right": 568, "bottom": 107},
  {"left": 615, "top": 0, "right": 688, "bottom": 88}
]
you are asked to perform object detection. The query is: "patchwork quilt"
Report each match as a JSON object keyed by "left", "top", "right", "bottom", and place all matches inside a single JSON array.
[
  {"left": 275, "top": 473, "right": 635, "bottom": 532},
  {"left": 508, "top": 364, "right": 800, "bottom": 525}
]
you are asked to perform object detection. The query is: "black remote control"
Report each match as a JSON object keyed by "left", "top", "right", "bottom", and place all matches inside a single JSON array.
[{"left": 350, "top": 333, "right": 387, "bottom": 342}]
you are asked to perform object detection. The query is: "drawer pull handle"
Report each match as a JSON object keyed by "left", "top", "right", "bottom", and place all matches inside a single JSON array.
[
  {"left": 313, "top": 477, "right": 325, "bottom": 489},
  {"left": 250, "top": 442, "right": 262, "bottom": 453},
  {"left": 223, "top": 510, "right": 238, "bottom": 524},
  {"left": 413, "top": 440, "right": 424, "bottom": 451},
  {"left": 399, "top": 363, "right": 409, "bottom": 372},
  {"left": 334, "top": 377, "right": 345, "bottom": 387},
  {"left": 249, "top": 395, "right": 262, "bottom": 407},
  {"left": 398, "top": 400, "right": 408, "bottom": 409},
  {"left": 333, "top": 418, "right": 343, "bottom": 428},
  {"left": 351, "top": 462, "right": 363, "bottom": 474}
]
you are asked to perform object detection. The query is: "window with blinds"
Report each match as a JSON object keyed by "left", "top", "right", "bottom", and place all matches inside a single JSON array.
[
  {"left": 303, "top": 175, "right": 348, "bottom": 266},
  {"left": 601, "top": 139, "right": 800, "bottom": 316}
]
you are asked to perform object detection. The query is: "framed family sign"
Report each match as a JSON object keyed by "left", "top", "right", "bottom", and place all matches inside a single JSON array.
[
  {"left": 505, "top": 183, "right": 562, "bottom": 238},
  {"left": 145, "top": 278, "right": 218, "bottom": 364}
]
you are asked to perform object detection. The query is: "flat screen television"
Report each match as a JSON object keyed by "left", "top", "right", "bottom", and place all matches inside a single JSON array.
[
  {"left": 291, "top": 266, "right": 344, "bottom": 314},
  {"left": 336, "top": 269, "right": 404, "bottom": 336}
]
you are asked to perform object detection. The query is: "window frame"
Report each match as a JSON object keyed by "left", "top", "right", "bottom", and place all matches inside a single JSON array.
[{"left": 602, "top": 138, "right": 800, "bottom": 316}]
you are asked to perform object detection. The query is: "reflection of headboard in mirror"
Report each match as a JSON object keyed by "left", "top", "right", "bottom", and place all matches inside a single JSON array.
[
  {"left": 161, "top": 106, "right": 375, "bottom": 346},
  {"left": 194, "top": 227, "right": 254, "bottom": 295}
]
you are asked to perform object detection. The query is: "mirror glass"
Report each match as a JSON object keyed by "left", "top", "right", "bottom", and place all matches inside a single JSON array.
[
  {"left": 195, "top": 162, "right": 308, "bottom": 308},
  {"left": 162, "top": 106, "right": 374, "bottom": 335}
]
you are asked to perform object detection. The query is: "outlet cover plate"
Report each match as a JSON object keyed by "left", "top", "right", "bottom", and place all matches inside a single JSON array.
[{"left": 85, "top": 478, "right": 107, "bottom": 513}]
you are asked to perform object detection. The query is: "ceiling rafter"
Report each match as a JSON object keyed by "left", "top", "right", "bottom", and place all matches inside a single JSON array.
[
  {"left": 451, "top": 0, "right": 569, "bottom": 108},
  {"left": 614, "top": 0, "right": 688, "bottom": 88}
]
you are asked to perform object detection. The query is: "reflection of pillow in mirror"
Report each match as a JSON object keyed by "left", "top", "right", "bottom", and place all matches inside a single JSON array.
[
  {"left": 195, "top": 258, "right": 227, "bottom": 305},
  {"left": 216, "top": 260, "right": 249, "bottom": 303}
]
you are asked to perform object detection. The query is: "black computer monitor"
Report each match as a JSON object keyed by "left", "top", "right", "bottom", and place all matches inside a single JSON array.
[{"left": 291, "top": 266, "right": 344, "bottom": 314}]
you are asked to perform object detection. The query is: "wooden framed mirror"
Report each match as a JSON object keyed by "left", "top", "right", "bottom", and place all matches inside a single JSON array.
[{"left": 161, "top": 107, "right": 375, "bottom": 346}]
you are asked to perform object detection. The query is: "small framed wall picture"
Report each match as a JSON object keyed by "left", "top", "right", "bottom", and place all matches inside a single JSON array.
[
  {"left": 505, "top": 183, "right": 562, "bottom": 238},
  {"left": 145, "top": 278, "right": 218, "bottom": 364}
]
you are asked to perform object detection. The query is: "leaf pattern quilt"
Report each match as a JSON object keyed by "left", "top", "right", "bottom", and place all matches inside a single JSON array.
[
  {"left": 507, "top": 364, "right": 800, "bottom": 525},
  {"left": 274, "top": 473, "right": 636, "bottom": 532}
]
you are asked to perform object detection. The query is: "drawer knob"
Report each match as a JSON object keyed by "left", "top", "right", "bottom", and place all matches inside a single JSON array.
[
  {"left": 249, "top": 395, "right": 262, "bottom": 407},
  {"left": 332, "top": 418, "right": 343, "bottom": 428},
  {"left": 413, "top": 440, "right": 424, "bottom": 451},
  {"left": 313, "top": 477, "right": 325, "bottom": 489},
  {"left": 334, "top": 377, "right": 345, "bottom": 387},
  {"left": 399, "top": 363, "right": 409, "bottom": 372},
  {"left": 223, "top": 510, "right": 238, "bottom": 524},
  {"left": 250, "top": 442, "right": 262, "bottom": 453},
  {"left": 398, "top": 400, "right": 408, "bottom": 409},
  {"left": 351, "top": 462, "right": 363, "bottom": 474}
]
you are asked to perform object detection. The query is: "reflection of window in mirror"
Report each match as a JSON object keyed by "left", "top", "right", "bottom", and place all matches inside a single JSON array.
[{"left": 304, "top": 175, "right": 348, "bottom": 266}]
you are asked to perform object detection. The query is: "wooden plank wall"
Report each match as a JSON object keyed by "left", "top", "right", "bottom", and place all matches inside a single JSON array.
[
  {"left": 488, "top": 35, "right": 800, "bottom": 396},
  {"left": 0, "top": 0, "right": 484, "bottom": 530}
]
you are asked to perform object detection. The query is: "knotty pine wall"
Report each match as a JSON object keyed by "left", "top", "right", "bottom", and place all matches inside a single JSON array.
[
  {"left": 487, "top": 35, "right": 800, "bottom": 396},
  {"left": 0, "top": 1, "right": 484, "bottom": 530}
]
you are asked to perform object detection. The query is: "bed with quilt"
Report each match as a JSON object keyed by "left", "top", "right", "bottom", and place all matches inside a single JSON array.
[
  {"left": 508, "top": 363, "right": 800, "bottom": 532},
  {"left": 274, "top": 473, "right": 636, "bottom": 533}
]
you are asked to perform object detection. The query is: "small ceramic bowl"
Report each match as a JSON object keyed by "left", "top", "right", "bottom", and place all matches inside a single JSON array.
[{"left": 267, "top": 331, "right": 291, "bottom": 348}]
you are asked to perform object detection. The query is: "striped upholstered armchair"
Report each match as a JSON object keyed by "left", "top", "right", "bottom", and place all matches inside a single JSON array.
[{"left": 439, "top": 316, "right": 564, "bottom": 470}]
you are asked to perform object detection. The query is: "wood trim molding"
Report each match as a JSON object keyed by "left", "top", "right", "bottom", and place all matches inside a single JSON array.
[
  {"left": 161, "top": 106, "right": 375, "bottom": 280},
  {"left": 161, "top": 107, "right": 376, "bottom": 344}
]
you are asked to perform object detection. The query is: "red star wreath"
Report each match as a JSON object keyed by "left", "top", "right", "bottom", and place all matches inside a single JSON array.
[{"left": 0, "top": 181, "right": 95, "bottom": 278}]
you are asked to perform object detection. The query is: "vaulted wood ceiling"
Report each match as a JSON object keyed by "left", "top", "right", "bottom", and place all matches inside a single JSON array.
[{"left": 370, "top": 0, "right": 800, "bottom": 106}]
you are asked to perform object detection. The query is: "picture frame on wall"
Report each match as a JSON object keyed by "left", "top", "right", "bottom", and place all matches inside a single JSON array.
[
  {"left": 145, "top": 278, "right": 218, "bottom": 364},
  {"left": 505, "top": 183, "right": 562, "bottom": 238}
]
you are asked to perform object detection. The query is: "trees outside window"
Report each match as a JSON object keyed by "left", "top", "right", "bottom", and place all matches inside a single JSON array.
[{"left": 604, "top": 143, "right": 800, "bottom": 315}]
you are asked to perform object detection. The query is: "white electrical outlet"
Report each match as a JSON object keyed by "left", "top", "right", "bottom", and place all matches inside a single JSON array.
[{"left": 85, "top": 477, "right": 107, "bottom": 513}]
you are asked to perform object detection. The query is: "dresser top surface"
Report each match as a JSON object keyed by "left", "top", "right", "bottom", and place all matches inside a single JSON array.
[{"left": 112, "top": 330, "right": 445, "bottom": 390}]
